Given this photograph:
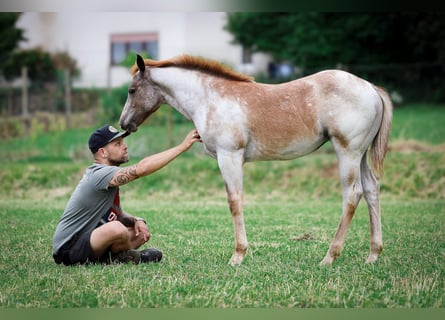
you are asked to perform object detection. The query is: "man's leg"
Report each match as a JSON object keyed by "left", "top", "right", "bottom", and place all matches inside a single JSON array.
[
  {"left": 90, "top": 221, "right": 133, "bottom": 257},
  {"left": 91, "top": 221, "right": 161, "bottom": 264}
]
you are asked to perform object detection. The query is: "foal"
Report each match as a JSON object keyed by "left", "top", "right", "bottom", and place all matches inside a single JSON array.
[{"left": 120, "top": 55, "right": 393, "bottom": 265}]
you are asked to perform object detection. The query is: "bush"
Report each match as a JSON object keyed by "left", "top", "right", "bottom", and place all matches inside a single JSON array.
[
  {"left": 3, "top": 48, "right": 56, "bottom": 84},
  {"left": 71, "top": 88, "right": 102, "bottom": 112},
  {"left": 0, "top": 117, "right": 26, "bottom": 138},
  {"left": 99, "top": 84, "right": 129, "bottom": 123}
]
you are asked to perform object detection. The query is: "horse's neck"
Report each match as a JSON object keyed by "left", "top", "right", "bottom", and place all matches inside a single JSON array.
[{"left": 152, "top": 68, "right": 208, "bottom": 121}]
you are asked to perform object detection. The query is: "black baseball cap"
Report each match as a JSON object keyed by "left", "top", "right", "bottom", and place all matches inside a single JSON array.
[{"left": 88, "top": 125, "right": 130, "bottom": 154}]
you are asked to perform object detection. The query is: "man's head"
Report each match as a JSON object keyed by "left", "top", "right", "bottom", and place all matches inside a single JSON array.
[{"left": 88, "top": 125, "right": 130, "bottom": 165}]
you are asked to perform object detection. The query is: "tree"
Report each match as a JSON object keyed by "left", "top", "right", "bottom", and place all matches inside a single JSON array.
[
  {"left": 0, "top": 13, "right": 25, "bottom": 75},
  {"left": 52, "top": 51, "right": 81, "bottom": 79},
  {"left": 224, "top": 12, "right": 445, "bottom": 102},
  {"left": 3, "top": 48, "right": 56, "bottom": 84},
  {"left": 226, "top": 12, "right": 445, "bottom": 68},
  {"left": 2, "top": 48, "right": 80, "bottom": 86},
  {"left": 0, "top": 13, "right": 80, "bottom": 85}
]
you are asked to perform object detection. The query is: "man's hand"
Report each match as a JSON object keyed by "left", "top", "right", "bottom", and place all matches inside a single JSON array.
[
  {"left": 180, "top": 129, "right": 202, "bottom": 152},
  {"left": 135, "top": 220, "right": 150, "bottom": 242}
]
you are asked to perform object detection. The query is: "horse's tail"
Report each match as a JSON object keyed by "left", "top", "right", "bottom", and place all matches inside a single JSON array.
[{"left": 370, "top": 85, "right": 393, "bottom": 178}]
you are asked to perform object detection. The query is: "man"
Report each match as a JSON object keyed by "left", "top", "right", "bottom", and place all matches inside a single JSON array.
[{"left": 53, "top": 124, "right": 201, "bottom": 266}]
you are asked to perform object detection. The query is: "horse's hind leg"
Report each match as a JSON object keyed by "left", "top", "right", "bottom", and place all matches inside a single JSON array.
[
  {"left": 320, "top": 151, "right": 363, "bottom": 265},
  {"left": 361, "top": 155, "right": 383, "bottom": 263}
]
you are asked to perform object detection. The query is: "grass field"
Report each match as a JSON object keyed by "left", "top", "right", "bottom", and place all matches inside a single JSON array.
[
  {"left": 1, "top": 198, "right": 443, "bottom": 308},
  {"left": 0, "top": 104, "right": 444, "bottom": 308}
]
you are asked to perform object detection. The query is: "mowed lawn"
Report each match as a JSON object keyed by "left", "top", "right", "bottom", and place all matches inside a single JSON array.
[
  {"left": 0, "top": 104, "right": 444, "bottom": 309},
  {"left": 0, "top": 198, "right": 443, "bottom": 308}
]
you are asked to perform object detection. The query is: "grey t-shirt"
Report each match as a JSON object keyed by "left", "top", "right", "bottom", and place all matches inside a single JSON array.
[{"left": 52, "top": 163, "right": 120, "bottom": 255}]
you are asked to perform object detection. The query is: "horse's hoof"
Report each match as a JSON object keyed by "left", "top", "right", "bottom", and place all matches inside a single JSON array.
[
  {"left": 365, "top": 254, "right": 379, "bottom": 264},
  {"left": 319, "top": 256, "right": 334, "bottom": 266},
  {"left": 229, "top": 254, "right": 244, "bottom": 266}
]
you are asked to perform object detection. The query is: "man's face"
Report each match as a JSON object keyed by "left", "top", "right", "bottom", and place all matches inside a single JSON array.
[{"left": 102, "top": 137, "right": 129, "bottom": 166}]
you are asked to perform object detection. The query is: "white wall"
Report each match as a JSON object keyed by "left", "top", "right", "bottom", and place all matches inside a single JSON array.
[{"left": 16, "top": 12, "right": 270, "bottom": 88}]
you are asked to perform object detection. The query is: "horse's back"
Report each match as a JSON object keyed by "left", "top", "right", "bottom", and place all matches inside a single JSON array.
[
  {"left": 241, "top": 69, "right": 383, "bottom": 160},
  {"left": 301, "top": 69, "right": 378, "bottom": 103}
]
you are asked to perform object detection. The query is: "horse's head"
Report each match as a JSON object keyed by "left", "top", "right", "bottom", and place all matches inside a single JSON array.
[{"left": 119, "top": 54, "right": 162, "bottom": 133}]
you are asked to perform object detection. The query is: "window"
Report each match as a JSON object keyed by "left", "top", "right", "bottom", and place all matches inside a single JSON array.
[{"left": 110, "top": 33, "right": 159, "bottom": 65}]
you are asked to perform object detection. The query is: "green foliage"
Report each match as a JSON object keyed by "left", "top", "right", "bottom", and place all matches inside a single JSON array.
[
  {"left": 52, "top": 51, "right": 81, "bottom": 79},
  {"left": 0, "top": 117, "right": 26, "bottom": 138},
  {"left": 3, "top": 48, "right": 55, "bottom": 83},
  {"left": 225, "top": 12, "right": 445, "bottom": 102},
  {"left": 99, "top": 84, "right": 186, "bottom": 125},
  {"left": 71, "top": 87, "right": 102, "bottom": 112},
  {"left": 226, "top": 12, "right": 445, "bottom": 69},
  {"left": 0, "top": 13, "right": 25, "bottom": 72},
  {"left": 0, "top": 110, "right": 99, "bottom": 139},
  {"left": 100, "top": 50, "right": 184, "bottom": 126},
  {"left": 120, "top": 51, "right": 151, "bottom": 68},
  {"left": 2, "top": 47, "right": 80, "bottom": 86},
  {"left": 99, "top": 84, "right": 129, "bottom": 123}
]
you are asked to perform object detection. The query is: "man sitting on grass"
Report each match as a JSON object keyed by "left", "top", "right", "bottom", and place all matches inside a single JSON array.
[{"left": 52, "top": 124, "right": 201, "bottom": 266}]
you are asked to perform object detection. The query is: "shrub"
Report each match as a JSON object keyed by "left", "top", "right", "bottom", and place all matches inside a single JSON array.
[{"left": 99, "top": 84, "right": 129, "bottom": 123}]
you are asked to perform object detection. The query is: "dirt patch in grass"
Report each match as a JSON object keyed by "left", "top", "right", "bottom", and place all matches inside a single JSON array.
[
  {"left": 389, "top": 140, "right": 445, "bottom": 153},
  {"left": 290, "top": 233, "right": 317, "bottom": 241}
]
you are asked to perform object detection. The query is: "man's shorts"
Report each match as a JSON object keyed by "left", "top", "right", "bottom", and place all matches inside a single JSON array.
[{"left": 53, "top": 230, "right": 111, "bottom": 266}]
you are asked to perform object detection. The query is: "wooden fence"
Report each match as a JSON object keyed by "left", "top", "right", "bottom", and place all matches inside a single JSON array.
[{"left": 0, "top": 67, "right": 102, "bottom": 139}]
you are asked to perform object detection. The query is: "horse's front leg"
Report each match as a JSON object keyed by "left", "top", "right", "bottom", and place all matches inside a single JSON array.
[{"left": 217, "top": 149, "right": 247, "bottom": 266}]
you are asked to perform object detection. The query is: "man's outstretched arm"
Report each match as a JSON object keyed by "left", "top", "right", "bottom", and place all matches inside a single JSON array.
[{"left": 109, "top": 129, "right": 201, "bottom": 187}]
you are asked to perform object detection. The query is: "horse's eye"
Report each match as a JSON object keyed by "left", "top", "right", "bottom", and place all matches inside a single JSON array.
[{"left": 128, "top": 88, "right": 136, "bottom": 94}]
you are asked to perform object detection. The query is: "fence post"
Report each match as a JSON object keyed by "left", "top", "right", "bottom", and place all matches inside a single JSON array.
[
  {"left": 64, "top": 68, "right": 71, "bottom": 128},
  {"left": 21, "top": 66, "right": 31, "bottom": 134},
  {"left": 7, "top": 82, "right": 13, "bottom": 117},
  {"left": 21, "top": 66, "right": 29, "bottom": 118}
]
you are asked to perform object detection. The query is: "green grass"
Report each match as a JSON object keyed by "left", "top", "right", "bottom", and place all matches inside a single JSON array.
[
  {"left": 390, "top": 104, "right": 445, "bottom": 144},
  {"left": 0, "top": 103, "right": 444, "bottom": 308},
  {"left": 0, "top": 199, "right": 443, "bottom": 307}
]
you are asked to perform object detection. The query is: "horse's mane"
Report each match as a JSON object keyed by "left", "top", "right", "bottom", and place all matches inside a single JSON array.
[{"left": 130, "top": 54, "right": 254, "bottom": 82}]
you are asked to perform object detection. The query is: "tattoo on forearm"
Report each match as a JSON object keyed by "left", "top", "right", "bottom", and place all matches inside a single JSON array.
[{"left": 111, "top": 165, "right": 138, "bottom": 186}]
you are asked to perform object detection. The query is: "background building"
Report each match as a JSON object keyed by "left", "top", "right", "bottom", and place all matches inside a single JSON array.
[{"left": 16, "top": 12, "right": 270, "bottom": 88}]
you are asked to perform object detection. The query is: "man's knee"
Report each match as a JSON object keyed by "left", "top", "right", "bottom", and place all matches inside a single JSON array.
[{"left": 106, "top": 221, "right": 130, "bottom": 241}]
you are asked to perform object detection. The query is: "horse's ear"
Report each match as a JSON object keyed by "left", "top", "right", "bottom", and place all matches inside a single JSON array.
[{"left": 136, "top": 54, "right": 146, "bottom": 73}]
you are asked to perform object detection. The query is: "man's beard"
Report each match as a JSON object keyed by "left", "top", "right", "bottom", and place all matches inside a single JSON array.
[{"left": 109, "top": 156, "right": 129, "bottom": 167}]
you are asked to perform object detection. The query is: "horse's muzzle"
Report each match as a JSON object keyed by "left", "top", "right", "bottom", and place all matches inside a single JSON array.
[{"left": 120, "top": 121, "right": 138, "bottom": 133}]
